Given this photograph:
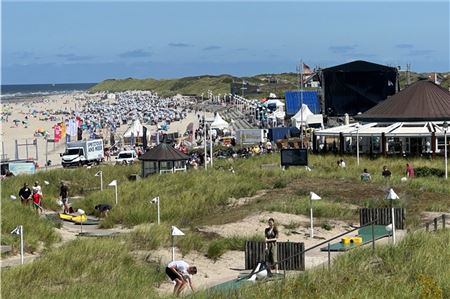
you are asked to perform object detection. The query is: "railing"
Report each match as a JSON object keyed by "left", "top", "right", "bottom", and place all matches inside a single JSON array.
[
  {"left": 242, "top": 219, "right": 379, "bottom": 280},
  {"left": 425, "top": 214, "right": 448, "bottom": 232}
]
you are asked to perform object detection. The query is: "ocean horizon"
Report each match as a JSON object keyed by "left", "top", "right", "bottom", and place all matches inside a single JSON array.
[{"left": 1, "top": 82, "right": 97, "bottom": 100}]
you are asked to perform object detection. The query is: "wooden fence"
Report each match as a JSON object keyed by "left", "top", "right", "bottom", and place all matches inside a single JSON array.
[
  {"left": 359, "top": 208, "right": 405, "bottom": 229},
  {"left": 245, "top": 241, "right": 304, "bottom": 271},
  {"left": 425, "top": 214, "right": 448, "bottom": 232}
]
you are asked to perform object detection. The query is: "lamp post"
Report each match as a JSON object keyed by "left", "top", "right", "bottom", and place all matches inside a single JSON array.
[
  {"left": 386, "top": 188, "right": 399, "bottom": 244},
  {"left": 202, "top": 116, "right": 207, "bottom": 170},
  {"left": 356, "top": 124, "right": 361, "bottom": 166},
  {"left": 443, "top": 121, "right": 448, "bottom": 180},
  {"left": 95, "top": 171, "right": 103, "bottom": 191},
  {"left": 108, "top": 180, "right": 118, "bottom": 205},
  {"left": 11, "top": 225, "right": 24, "bottom": 265},
  {"left": 210, "top": 126, "right": 213, "bottom": 168},
  {"left": 309, "top": 192, "right": 321, "bottom": 238}
]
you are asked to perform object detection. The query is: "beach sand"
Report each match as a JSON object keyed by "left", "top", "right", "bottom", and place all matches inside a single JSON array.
[{"left": 1, "top": 93, "right": 210, "bottom": 168}]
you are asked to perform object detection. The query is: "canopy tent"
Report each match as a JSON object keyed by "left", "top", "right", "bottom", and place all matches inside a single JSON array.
[
  {"left": 266, "top": 99, "right": 286, "bottom": 119},
  {"left": 291, "top": 104, "right": 324, "bottom": 128},
  {"left": 124, "top": 119, "right": 144, "bottom": 137},
  {"left": 211, "top": 113, "right": 229, "bottom": 130},
  {"left": 123, "top": 119, "right": 149, "bottom": 145}
]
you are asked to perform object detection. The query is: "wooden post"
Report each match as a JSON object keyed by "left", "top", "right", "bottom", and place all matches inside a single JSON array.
[
  {"left": 327, "top": 243, "right": 331, "bottom": 270},
  {"left": 434, "top": 218, "right": 438, "bottom": 231},
  {"left": 442, "top": 214, "right": 446, "bottom": 229},
  {"left": 339, "top": 132, "right": 344, "bottom": 154},
  {"left": 431, "top": 132, "right": 436, "bottom": 160},
  {"left": 381, "top": 132, "right": 387, "bottom": 156},
  {"left": 312, "top": 132, "right": 318, "bottom": 153}
]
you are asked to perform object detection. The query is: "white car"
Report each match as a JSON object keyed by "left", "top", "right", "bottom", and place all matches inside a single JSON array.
[{"left": 116, "top": 150, "right": 137, "bottom": 165}]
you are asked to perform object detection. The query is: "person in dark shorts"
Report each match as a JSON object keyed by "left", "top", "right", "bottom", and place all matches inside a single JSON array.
[
  {"left": 165, "top": 260, "right": 197, "bottom": 296},
  {"left": 382, "top": 166, "right": 392, "bottom": 178},
  {"left": 94, "top": 204, "right": 112, "bottom": 217},
  {"left": 60, "top": 181, "right": 69, "bottom": 214},
  {"left": 265, "top": 218, "right": 279, "bottom": 273},
  {"left": 19, "top": 183, "right": 32, "bottom": 206}
]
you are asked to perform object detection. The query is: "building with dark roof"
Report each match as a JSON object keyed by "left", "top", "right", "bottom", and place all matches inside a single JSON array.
[
  {"left": 139, "top": 143, "right": 189, "bottom": 176},
  {"left": 319, "top": 60, "right": 398, "bottom": 116},
  {"left": 355, "top": 80, "right": 450, "bottom": 122}
]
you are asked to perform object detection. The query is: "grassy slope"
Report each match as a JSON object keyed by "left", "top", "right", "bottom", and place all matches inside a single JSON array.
[
  {"left": 1, "top": 154, "right": 449, "bottom": 298},
  {"left": 202, "top": 230, "right": 450, "bottom": 299},
  {"left": 89, "top": 72, "right": 449, "bottom": 97}
]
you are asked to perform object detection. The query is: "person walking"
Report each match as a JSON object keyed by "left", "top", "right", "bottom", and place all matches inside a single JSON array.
[
  {"left": 165, "top": 260, "right": 197, "bottom": 296},
  {"left": 19, "top": 183, "right": 32, "bottom": 206},
  {"left": 60, "top": 181, "right": 70, "bottom": 214},
  {"left": 265, "top": 218, "right": 279, "bottom": 273},
  {"left": 32, "top": 181, "right": 42, "bottom": 196},
  {"left": 32, "top": 190, "right": 43, "bottom": 215}
]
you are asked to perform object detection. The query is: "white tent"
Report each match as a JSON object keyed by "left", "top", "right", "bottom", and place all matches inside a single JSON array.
[
  {"left": 211, "top": 113, "right": 229, "bottom": 130},
  {"left": 291, "top": 104, "right": 323, "bottom": 129},
  {"left": 124, "top": 119, "right": 144, "bottom": 137},
  {"left": 267, "top": 99, "right": 286, "bottom": 119}
]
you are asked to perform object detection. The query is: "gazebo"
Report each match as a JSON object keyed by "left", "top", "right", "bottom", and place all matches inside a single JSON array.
[{"left": 139, "top": 143, "right": 189, "bottom": 177}]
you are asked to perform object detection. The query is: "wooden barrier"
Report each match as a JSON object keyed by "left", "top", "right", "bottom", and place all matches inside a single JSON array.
[
  {"left": 245, "top": 241, "right": 304, "bottom": 271},
  {"left": 260, "top": 163, "right": 279, "bottom": 170},
  {"left": 359, "top": 208, "right": 405, "bottom": 229}
]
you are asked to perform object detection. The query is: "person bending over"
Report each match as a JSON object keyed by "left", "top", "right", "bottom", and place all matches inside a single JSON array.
[{"left": 165, "top": 260, "right": 197, "bottom": 296}]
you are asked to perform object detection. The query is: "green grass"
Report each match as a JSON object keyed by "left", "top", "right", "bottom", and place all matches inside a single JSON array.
[
  {"left": 1, "top": 152, "right": 450, "bottom": 298},
  {"left": 1, "top": 237, "right": 166, "bottom": 299},
  {"left": 88, "top": 71, "right": 449, "bottom": 98},
  {"left": 200, "top": 229, "right": 450, "bottom": 299}
]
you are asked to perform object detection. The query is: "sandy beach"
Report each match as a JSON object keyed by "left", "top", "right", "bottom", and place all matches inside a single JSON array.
[{"left": 1, "top": 92, "right": 210, "bottom": 169}]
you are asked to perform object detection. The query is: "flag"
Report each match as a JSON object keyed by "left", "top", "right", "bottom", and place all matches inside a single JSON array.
[
  {"left": 310, "top": 192, "right": 321, "bottom": 200},
  {"left": 303, "top": 63, "right": 313, "bottom": 75},
  {"left": 108, "top": 180, "right": 117, "bottom": 187},
  {"left": 143, "top": 126, "right": 148, "bottom": 149},
  {"left": 171, "top": 226, "right": 185, "bottom": 236},
  {"left": 11, "top": 226, "right": 21, "bottom": 235}
]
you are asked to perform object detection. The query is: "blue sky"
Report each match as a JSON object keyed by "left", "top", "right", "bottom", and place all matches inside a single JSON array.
[{"left": 2, "top": 1, "right": 449, "bottom": 84}]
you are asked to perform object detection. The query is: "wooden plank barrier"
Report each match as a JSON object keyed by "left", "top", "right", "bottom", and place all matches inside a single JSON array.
[
  {"left": 260, "top": 163, "right": 279, "bottom": 170},
  {"left": 245, "top": 241, "right": 305, "bottom": 271},
  {"left": 359, "top": 208, "right": 405, "bottom": 229}
]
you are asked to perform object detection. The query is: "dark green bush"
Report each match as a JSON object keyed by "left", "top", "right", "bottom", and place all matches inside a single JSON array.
[{"left": 415, "top": 167, "right": 445, "bottom": 178}]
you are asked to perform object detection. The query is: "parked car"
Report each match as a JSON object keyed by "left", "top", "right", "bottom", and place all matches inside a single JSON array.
[{"left": 115, "top": 150, "right": 137, "bottom": 165}]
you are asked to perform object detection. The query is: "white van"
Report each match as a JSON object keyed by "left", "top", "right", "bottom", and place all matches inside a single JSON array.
[{"left": 116, "top": 150, "right": 137, "bottom": 165}]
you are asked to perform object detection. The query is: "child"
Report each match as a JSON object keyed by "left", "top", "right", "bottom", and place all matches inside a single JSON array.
[{"left": 32, "top": 191, "right": 43, "bottom": 214}]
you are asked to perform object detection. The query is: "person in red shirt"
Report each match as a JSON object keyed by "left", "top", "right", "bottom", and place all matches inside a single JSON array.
[
  {"left": 32, "top": 191, "right": 43, "bottom": 214},
  {"left": 406, "top": 163, "right": 415, "bottom": 178}
]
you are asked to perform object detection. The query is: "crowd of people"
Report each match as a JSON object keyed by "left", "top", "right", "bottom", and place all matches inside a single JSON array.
[{"left": 78, "top": 92, "right": 190, "bottom": 136}]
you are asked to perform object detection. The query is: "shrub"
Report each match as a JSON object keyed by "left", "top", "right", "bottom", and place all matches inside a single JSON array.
[{"left": 415, "top": 167, "right": 445, "bottom": 178}]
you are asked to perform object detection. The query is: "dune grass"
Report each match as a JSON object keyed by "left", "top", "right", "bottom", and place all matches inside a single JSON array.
[
  {"left": 1, "top": 237, "right": 165, "bottom": 299},
  {"left": 1, "top": 152, "right": 449, "bottom": 298},
  {"left": 200, "top": 229, "right": 450, "bottom": 299},
  {"left": 2, "top": 153, "right": 449, "bottom": 255}
]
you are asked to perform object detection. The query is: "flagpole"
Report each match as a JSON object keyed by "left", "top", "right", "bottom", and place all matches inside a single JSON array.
[
  {"left": 20, "top": 225, "right": 24, "bottom": 265},
  {"left": 300, "top": 60, "right": 304, "bottom": 148}
]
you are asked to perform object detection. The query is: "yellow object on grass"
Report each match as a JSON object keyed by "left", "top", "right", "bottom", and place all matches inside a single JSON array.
[{"left": 59, "top": 213, "right": 87, "bottom": 223}]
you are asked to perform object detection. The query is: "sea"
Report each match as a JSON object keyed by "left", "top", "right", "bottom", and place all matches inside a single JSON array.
[{"left": 1, "top": 83, "right": 97, "bottom": 101}]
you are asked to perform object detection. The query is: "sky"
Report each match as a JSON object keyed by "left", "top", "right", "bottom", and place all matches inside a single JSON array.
[{"left": 1, "top": 1, "right": 449, "bottom": 84}]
